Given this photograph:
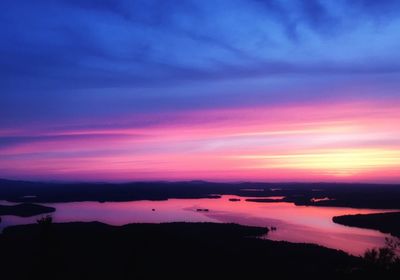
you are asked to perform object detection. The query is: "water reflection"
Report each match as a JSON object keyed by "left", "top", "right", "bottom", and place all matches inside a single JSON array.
[{"left": 0, "top": 195, "right": 396, "bottom": 255}]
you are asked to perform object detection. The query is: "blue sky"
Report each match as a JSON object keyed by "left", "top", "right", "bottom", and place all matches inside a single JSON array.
[
  {"left": 3, "top": 1, "right": 400, "bottom": 82},
  {"left": 2, "top": 1, "right": 400, "bottom": 118},
  {"left": 1, "top": 0, "right": 400, "bottom": 181}
]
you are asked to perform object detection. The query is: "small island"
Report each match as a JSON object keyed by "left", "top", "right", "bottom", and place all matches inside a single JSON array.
[
  {"left": 0, "top": 203, "right": 55, "bottom": 217},
  {"left": 246, "top": 198, "right": 284, "bottom": 203}
]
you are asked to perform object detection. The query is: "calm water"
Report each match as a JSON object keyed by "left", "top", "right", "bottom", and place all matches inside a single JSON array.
[{"left": 0, "top": 195, "right": 396, "bottom": 255}]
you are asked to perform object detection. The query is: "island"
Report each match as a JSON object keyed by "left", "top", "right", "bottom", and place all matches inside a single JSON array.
[
  {"left": 333, "top": 212, "right": 400, "bottom": 237},
  {"left": 246, "top": 198, "right": 284, "bottom": 203},
  {"left": 0, "top": 203, "right": 55, "bottom": 217}
]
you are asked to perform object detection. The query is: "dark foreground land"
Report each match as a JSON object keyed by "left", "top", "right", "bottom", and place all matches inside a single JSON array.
[
  {"left": 1, "top": 178, "right": 400, "bottom": 209},
  {"left": 1, "top": 222, "right": 399, "bottom": 279},
  {"left": 1, "top": 179, "right": 400, "bottom": 279},
  {"left": 333, "top": 212, "right": 400, "bottom": 238},
  {"left": 0, "top": 222, "right": 366, "bottom": 279}
]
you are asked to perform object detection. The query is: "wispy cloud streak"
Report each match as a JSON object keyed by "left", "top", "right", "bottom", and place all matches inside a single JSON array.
[{"left": 1, "top": 100, "right": 399, "bottom": 182}]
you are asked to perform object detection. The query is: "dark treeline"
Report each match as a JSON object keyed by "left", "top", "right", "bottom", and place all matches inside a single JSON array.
[{"left": 1, "top": 179, "right": 400, "bottom": 209}]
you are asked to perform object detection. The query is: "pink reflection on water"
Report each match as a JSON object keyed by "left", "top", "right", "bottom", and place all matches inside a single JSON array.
[
  {"left": 198, "top": 197, "right": 393, "bottom": 255},
  {"left": 47, "top": 199, "right": 218, "bottom": 225},
  {"left": 0, "top": 196, "right": 396, "bottom": 256}
]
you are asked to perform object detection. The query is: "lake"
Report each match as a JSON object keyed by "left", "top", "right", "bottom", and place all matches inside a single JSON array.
[{"left": 0, "top": 195, "right": 396, "bottom": 255}]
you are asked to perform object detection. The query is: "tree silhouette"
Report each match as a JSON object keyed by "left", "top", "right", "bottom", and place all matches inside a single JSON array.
[{"left": 363, "top": 237, "right": 400, "bottom": 272}]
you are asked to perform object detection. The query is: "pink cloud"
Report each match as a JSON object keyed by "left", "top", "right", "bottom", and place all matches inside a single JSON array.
[{"left": 1, "top": 99, "right": 400, "bottom": 182}]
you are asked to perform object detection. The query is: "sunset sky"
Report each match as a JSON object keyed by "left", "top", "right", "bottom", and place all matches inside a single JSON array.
[{"left": 1, "top": 0, "right": 400, "bottom": 182}]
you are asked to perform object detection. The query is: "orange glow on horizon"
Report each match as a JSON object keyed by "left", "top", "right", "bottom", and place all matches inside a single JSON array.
[
  {"left": 1, "top": 100, "right": 400, "bottom": 182},
  {"left": 236, "top": 148, "right": 400, "bottom": 177}
]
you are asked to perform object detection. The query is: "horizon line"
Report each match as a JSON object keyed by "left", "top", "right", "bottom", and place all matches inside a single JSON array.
[{"left": 1, "top": 177, "right": 400, "bottom": 186}]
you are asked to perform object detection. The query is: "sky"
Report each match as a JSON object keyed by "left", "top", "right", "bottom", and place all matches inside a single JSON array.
[{"left": 1, "top": 0, "right": 400, "bottom": 182}]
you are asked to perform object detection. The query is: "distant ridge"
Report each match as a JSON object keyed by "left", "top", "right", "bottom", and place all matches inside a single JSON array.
[{"left": 0, "top": 178, "right": 400, "bottom": 209}]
